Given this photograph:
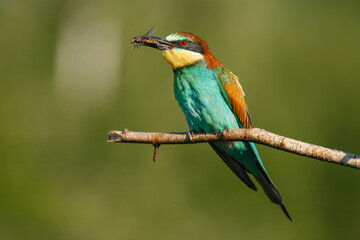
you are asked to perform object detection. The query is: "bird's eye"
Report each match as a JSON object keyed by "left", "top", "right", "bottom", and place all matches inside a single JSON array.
[{"left": 181, "top": 40, "right": 188, "bottom": 46}]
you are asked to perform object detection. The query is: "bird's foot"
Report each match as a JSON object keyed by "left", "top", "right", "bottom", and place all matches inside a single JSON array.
[
  {"left": 186, "top": 129, "right": 196, "bottom": 142},
  {"left": 217, "top": 129, "right": 230, "bottom": 139}
]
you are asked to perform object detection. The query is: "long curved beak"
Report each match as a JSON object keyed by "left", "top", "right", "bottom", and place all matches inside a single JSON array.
[{"left": 131, "top": 35, "right": 173, "bottom": 50}]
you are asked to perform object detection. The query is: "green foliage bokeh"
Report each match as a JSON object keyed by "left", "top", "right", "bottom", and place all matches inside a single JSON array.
[{"left": 0, "top": 0, "right": 359, "bottom": 239}]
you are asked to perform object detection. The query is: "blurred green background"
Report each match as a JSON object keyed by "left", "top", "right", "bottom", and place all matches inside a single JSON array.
[{"left": 0, "top": 0, "right": 359, "bottom": 239}]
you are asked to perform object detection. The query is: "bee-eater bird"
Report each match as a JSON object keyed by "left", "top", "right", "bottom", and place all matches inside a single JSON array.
[{"left": 131, "top": 28, "right": 291, "bottom": 221}]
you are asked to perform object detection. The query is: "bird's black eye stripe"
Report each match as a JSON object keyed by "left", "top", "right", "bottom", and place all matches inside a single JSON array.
[{"left": 172, "top": 40, "right": 204, "bottom": 54}]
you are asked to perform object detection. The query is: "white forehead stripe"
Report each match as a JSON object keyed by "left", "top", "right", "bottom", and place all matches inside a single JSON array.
[{"left": 165, "top": 33, "right": 186, "bottom": 42}]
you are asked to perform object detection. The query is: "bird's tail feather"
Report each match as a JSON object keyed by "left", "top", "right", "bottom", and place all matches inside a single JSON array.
[
  {"left": 209, "top": 142, "right": 292, "bottom": 221},
  {"left": 209, "top": 143, "right": 257, "bottom": 191},
  {"left": 253, "top": 162, "right": 292, "bottom": 221}
]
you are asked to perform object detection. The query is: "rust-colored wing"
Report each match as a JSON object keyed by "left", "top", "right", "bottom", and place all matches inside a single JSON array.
[{"left": 214, "top": 66, "right": 251, "bottom": 128}]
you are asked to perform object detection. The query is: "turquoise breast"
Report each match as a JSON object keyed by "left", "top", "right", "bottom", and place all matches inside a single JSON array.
[{"left": 173, "top": 62, "right": 239, "bottom": 133}]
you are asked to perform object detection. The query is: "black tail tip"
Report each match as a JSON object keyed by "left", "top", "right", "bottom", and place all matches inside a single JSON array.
[{"left": 279, "top": 204, "right": 292, "bottom": 221}]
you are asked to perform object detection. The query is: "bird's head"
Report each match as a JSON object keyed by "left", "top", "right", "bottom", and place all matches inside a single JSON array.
[{"left": 132, "top": 29, "right": 221, "bottom": 70}]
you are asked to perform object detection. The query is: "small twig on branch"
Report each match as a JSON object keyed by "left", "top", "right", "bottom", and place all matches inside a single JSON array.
[
  {"left": 108, "top": 128, "right": 360, "bottom": 169},
  {"left": 153, "top": 144, "right": 159, "bottom": 162}
]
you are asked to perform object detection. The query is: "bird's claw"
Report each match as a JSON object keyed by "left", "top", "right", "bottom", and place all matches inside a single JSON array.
[
  {"left": 217, "top": 129, "right": 229, "bottom": 139},
  {"left": 186, "top": 130, "right": 195, "bottom": 142}
]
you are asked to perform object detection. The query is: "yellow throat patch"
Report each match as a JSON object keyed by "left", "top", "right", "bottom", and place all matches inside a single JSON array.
[{"left": 162, "top": 49, "right": 204, "bottom": 70}]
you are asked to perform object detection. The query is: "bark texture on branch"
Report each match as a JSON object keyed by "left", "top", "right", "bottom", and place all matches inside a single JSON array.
[{"left": 108, "top": 128, "right": 360, "bottom": 169}]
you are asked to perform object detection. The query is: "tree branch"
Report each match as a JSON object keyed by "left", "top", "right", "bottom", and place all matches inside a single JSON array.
[{"left": 108, "top": 128, "right": 360, "bottom": 169}]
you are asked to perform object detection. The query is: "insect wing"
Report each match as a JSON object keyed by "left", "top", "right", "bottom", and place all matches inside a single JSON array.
[{"left": 144, "top": 27, "right": 156, "bottom": 37}]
